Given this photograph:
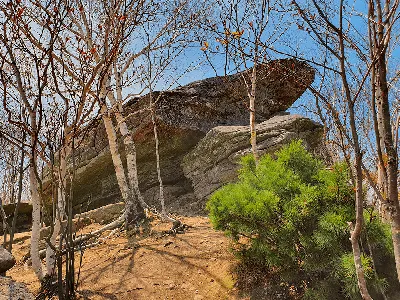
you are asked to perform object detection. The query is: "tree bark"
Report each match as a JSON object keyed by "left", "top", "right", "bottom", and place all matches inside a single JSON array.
[
  {"left": 372, "top": 1, "right": 400, "bottom": 279},
  {"left": 100, "top": 103, "right": 144, "bottom": 230},
  {"left": 337, "top": 3, "right": 373, "bottom": 294},
  {"left": 46, "top": 144, "right": 70, "bottom": 276},
  {"left": 8, "top": 145, "right": 25, "bottom": 253},
  {"left": 350, "top": 225, "right": 373, "bottom": 300},
  {"left": 151, "top": 105, "right": 166, "bottom": 217},
  {"left": 376, "top": 56, "right": 400, "bottom": 281},
  {"left": 29, "top": 158, "right": 44, "bottom": 281},
  {"left": 249, "top": 64, "right": 258, "bottom": 162}
]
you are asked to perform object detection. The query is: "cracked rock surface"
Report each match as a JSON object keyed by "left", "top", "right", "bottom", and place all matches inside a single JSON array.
[
  {"left": 182, "top": 114, "right": 323, "bottom": 201},
  {"left": 69, "top": 59, "right": 317, "bottom": 214}
]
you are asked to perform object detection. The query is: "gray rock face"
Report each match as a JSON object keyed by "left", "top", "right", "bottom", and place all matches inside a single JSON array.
[
  {"left": 70, "top": 59, "right": 316, "bottom": 213},
  {"left": 125, "top": 58, "right": 315, "bottom": 132},
  {"left": 0, "top": 247, "right": 15, "bottom": 274},
  {"left": 0, "top": 203, "right": 33, "bottom": 235},
  {"left": 182, "top": 114, "right": 324, "bottom": 201},
  {"left": 0, "top": 276, "right": 34, "bottom": 300}
]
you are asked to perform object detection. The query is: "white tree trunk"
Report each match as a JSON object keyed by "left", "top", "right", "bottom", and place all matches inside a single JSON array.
[
  {"left": 115, "top": 113, "right": 147, "bottom": 209},
  {"left": 45, "top": 145, "right": 70, "bottom": 276},
  {"left": 107, "top": 88, "right": 147, "bottom": 211},
  {"left": 29, "top": 162, "right": 44, "bottom": 281},
  {"left": 45, "top": 209, "right": 60, "bottom": 276},
  {"left": 151, "top": 110, "right": 166, "bottom": 216},
  {"left": 100, "top": 103, "right": 142, "bottom": 228},
  {"left": 101, "top": 106, "right": 130, "bottom": 204}
]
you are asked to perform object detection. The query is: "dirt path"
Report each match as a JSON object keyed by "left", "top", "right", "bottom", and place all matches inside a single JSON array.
[{"left": 8, "top": 216, "right": 239, "bottom": 300}]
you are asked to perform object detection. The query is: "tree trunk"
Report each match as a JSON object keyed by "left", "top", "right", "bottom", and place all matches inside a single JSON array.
[
  {"left": 100, "top": 104, "right": 144, "bottom": 230},
  {"left": 369, "top": 0, "right": 400, "bottom": 282},
  {"left": 249, "top": 64, "right": 258, "bottom": 162},
  {"left": 347, "top": 129, "right": 374, "bottom": 300},
  {"left": 107, "top": 90, "right": 148, "bottom": 211},
  {"left": 151, "top": 107, "right": 166, "bottom": 217},
  {"left": 8, "top": 146, "right": 25, "bottom": 253},
  {"left": 374, "top": 35, "right": 400, "bottom": 282},
  {"left": 350, "top": 226, "right": 373, "bottom": 300},
  {"left": 30, "top": 159, "right": 44, "bottom": 281},
  {"left": 46, "top": 144, "right": 70, "bottom": 276},
  {"left": 338, "top": 11, "right": 372, "bottom": 293},
  {"left": 377, "top": 78, "right": 400, "bottom": 282}
]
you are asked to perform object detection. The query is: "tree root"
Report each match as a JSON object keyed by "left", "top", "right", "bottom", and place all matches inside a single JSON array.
[
  {"left": 23, "top": 215, "right": 125, "bottom": 263},
  {"left": 24, "top": 210, "right": 189, "bottom": 264}
]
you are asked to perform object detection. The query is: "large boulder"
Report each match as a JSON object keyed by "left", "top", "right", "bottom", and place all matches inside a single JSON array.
[
  {"left": 70, "top": 59, "right": 315, "bottom": 213},
  {"left": 182, "top": 114, "right": 324, "bottom": 201},
  {"left": 125, "top": 58, "right": 315, "bottom": 132},
  {"left": 0, "top": 247, "right": 15, "bottom": 274}
]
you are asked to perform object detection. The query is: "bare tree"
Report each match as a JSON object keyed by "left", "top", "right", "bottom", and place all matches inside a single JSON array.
[
  {"left": 0, "top": 0, "right": 80, "bottom": 284},
  {"left": 289, "top": 0, "right": 400, "bottom": 296},
  {"left": 367, "top": 0, "right": 400, "bottom": 283},
  {"left": 200, "top": 0, "right": 289, "bottom": 161},
  {"left": 52, "top": 0, "right": 203, "bottom": 231}
]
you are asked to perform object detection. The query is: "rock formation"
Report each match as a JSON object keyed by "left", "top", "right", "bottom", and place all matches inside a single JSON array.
[
  {"left": 0, "top": 203, "right": 33, "bottom": 234},
  {"left": 0, "top": 246, "right": 15, "bottom": 275},
  {"left": 182, "top": 114, "right": 323, "bottom": 201},
  {"left": 124, "top": 58, "right": 315, "bottom": 132},
  {"left": 71, "top": 58, "right": 318, "bottom": 214}
]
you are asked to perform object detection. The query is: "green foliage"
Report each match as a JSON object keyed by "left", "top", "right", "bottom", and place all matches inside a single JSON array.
[
  {"left": 336, "top": 253, "right": 374, "bottom": 299},
  {"left": 207, "top": 140, "right": 396, "bottom": 299}
]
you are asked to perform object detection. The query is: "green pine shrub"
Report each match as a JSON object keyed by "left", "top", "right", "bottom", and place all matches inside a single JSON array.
[{"left": 207, "top": 140, "right": 397, "bottom": 299}]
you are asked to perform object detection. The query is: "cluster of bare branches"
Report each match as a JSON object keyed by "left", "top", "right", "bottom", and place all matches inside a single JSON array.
[
  {"left": 198, "top": 0, "right": 400, "bottom": 298},
  {"left": 0, "top": 0, "right": 203, "bottom": 297},
  {"left": 287, "top": 0, "right": 400, "bottom": 298},
  {"left": 1, "top": 0, "right": 399, "bottom": 299}
]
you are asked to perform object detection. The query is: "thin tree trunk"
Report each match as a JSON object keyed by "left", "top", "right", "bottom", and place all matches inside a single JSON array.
[
  {"left": 0, "top": 200, "right": 9, "bottom": 248},
  {"left": 249, "top": 64, "right": 258, "bottom": 162},
  {"left": 107, "top": 88, "right": 148, "bottom": 210},
  {"left": 348, "top": 104, "right": 373, "bottom": 300},
  {"left": 337, "top": 2, "right": 372, "bottom": 293},
  {"left": 117, "top": 117, "right": 147, "bottom": 211},
  {"left": 147, "top": 89, "right": 167, "bottom": 217},
  {"left": 30, "top": 159, "right": 44, "bottom": 281},
  {"left": 376, "top": 62, "right": 400, "bottom": 282},
  {"left": 368, "top": 54, "right": 387, "bottom": 216},
  {"left": 8, "top": 146, "right": 25, "bottom": 253},
  {"left": 350, "top": 226, "right": 373, "bottom": 300},
  {"left": 151, "top": 106, "right": 166, "bottom": 217},
  {"left": 46, "top": 144, "right": 69, "bottom": 276},
  {"left": 100, "top": 103, "right": 144, "bottom": 230},
  {"left": 373, "top": 2, "right": 400, "bottom": 278}
]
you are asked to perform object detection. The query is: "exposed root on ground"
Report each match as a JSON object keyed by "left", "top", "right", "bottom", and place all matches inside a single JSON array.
[{"left": 23, "top": 209, "right": 190, "bottom": 263}]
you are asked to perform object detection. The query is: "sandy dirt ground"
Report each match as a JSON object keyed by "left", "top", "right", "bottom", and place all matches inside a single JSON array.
[{"left": 7, "top": 216, "right": 241, "bottom": 300}]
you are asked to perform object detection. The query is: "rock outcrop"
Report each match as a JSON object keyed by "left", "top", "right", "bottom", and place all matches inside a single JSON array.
[
  {"left": 182, "top": 114, "right": 323, "bottom": 201},
  {"left": 125, "top": 58, "right": 315, "bottom": 132},
  {"left": 0, "top": 247, "right": 15, "bottom": 275},
  {"left": 0, "top": 203, "right": 33, "bottom": 234},
  {"left": 70, "top": 59, "right": 317, "bottom": 214}
]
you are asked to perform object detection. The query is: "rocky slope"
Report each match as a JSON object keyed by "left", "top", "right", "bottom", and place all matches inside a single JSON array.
[{"left": 71, "top": 58, "right": 317, "bottom": 214}]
